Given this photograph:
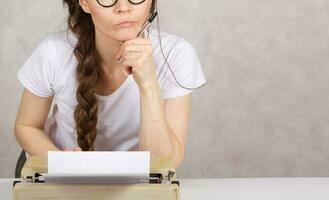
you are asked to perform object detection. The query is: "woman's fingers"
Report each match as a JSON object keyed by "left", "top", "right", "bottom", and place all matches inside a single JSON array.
[
  {"left": 123, "top": 52, "right": 142, "bottom": 59},
  {"left": 116, "top": 41, "right": 150, "bottom": 57},
  {"left": 73, "top": 147, "right": 82, "bottom": 151},
  {"left": 116, "top": 43, "right": 151, "bottom": 61},
  {"left": 63, "top": 147, "right": 71, "bottom": 151},
  {"left": 63, "top": 147, "right": 82, "bottom": 151}
]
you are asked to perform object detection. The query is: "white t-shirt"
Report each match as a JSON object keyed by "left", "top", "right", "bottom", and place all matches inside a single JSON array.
[{"left": 17, "top": 25, "right": 207, "bottom": 151}]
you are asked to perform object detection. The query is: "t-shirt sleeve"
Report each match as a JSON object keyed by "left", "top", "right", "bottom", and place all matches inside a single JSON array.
[
  {"left": 160, "top": 38, "right": 207, "bottom": 99},
  {"left": 17, "top": 36, "right": 57, "bottom": 97}
]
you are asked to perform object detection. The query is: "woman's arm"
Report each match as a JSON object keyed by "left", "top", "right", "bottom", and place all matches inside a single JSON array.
[
  {"left": 138, "top": 80, "right": 190, "bottom": 169},
  {"left": 14, "top": 89, "right": 60, "bottom": 156}
]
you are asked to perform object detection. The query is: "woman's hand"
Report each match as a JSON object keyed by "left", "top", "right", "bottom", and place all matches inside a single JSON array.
[
  {"left": 116, "top": 37, "right": 158, "bottom": 88},
  {"left": 63, "top": 146, "right": 82, "bottom": 151}
]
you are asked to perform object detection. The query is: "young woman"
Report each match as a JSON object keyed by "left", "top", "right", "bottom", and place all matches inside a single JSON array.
[{"left": 14, "top": 0, "right": 206, "bottom": 168}]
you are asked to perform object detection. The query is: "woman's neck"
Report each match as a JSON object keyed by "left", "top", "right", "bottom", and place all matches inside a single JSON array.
[{"left": 95, "top": 29, "right": 122, "bottom": 74}]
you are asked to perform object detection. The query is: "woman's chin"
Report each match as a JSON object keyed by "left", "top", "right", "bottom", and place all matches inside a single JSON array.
[
  {"left": 115, "top": 29, "right": 139, "bottom": 41},
  {"left": 117, "top": 35, "right": 137, "bottom": 42}
]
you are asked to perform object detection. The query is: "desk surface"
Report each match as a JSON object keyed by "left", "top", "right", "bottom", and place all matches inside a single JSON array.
[
  {"left": 1, "top": 178, "right": 329, "bottom": 200},
  {"left": 180, "top": 178, "right": 329, "bottom": 200}
]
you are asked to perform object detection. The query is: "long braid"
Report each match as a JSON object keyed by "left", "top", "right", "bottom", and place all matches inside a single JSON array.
[{"left": 63, "top": 0, "right": 101, "bottom": 151}]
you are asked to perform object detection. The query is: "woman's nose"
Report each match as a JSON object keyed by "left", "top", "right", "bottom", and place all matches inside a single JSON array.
[{"left": 114, "top": 0, "right": 132, "bottom": 13}]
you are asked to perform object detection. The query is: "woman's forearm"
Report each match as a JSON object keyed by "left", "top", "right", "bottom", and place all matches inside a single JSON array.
[
  {"left": 138, "top": 80, "right": 183, "bottom": 168},
  {"left": 14, "top": 124, "right": 60, "bottom": 156}
]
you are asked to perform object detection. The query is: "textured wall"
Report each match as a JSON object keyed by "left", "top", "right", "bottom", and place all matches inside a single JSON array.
[{"left": 1, "top": 0, "right": 329, "bottom": 178}]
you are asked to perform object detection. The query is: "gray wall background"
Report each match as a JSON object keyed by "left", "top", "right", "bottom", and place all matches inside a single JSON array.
[{"left": 1, "top": 0, "right": 329, "bottom": 178}]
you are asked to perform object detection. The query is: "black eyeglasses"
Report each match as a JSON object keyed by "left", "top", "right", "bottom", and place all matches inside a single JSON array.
[{"left": 96, "top": 0, "right": 146, "bottom": 8}]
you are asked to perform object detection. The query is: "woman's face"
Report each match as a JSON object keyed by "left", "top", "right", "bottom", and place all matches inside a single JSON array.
[{"left": 79, "top": 0, "right": 152, "bottom": 42}]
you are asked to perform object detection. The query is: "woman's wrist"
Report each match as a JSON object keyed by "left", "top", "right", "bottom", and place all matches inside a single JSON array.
[{"left": 138, "top": 78, "right": 159, "bottom": 92}]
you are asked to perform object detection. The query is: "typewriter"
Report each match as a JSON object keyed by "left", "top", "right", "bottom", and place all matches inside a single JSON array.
[{"left": 13, "top": 155, "right": 180, "bottom": 200}]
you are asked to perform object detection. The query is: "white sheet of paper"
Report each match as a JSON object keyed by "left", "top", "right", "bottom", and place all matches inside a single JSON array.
[{"left": 44, "top": 151, "right": 150, "bottom": 184}]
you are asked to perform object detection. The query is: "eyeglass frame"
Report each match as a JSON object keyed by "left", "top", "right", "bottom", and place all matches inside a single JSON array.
[{"left": 96, "top": 0, "right": 146, "bottom": 8}]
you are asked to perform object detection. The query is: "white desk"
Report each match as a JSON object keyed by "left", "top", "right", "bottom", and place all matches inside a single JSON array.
[
  {"left": 0, "top": 178, "right": 20, "bottom": 200},
  {"left": 2, "top": 178, "right": 329, "bottom": 200},
  {"left": 180, "top": 178, "right": 329, "bottom": 200}
]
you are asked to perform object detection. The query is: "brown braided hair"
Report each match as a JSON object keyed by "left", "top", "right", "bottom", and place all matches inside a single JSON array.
[{"left": 62, "top": 0, "right": 157, "bottom": 151}]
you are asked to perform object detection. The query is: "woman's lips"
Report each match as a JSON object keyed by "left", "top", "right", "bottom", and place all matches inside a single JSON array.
[{"left": 117, "top": 22, "right": 135, "bottom": 28}]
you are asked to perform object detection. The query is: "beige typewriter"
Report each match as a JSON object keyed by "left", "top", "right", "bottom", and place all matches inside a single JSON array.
[{"left": 13, "top": 155, "right": 180, "bottom": 200}]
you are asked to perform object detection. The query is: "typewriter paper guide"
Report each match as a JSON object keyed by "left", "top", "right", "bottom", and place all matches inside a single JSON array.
[{"left": 43, "top": 151, "right": 150, "bottom": 184}]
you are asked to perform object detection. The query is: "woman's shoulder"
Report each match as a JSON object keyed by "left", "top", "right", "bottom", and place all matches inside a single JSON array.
[
  {"left": 31, "top": 29, "right": 78, "bottom": 73},
  {"left": 40, "top": 29, "right": 77, "bottom": 53},
  {"left": 24, "top": 30, "right": 78, "bottom": 89}
]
